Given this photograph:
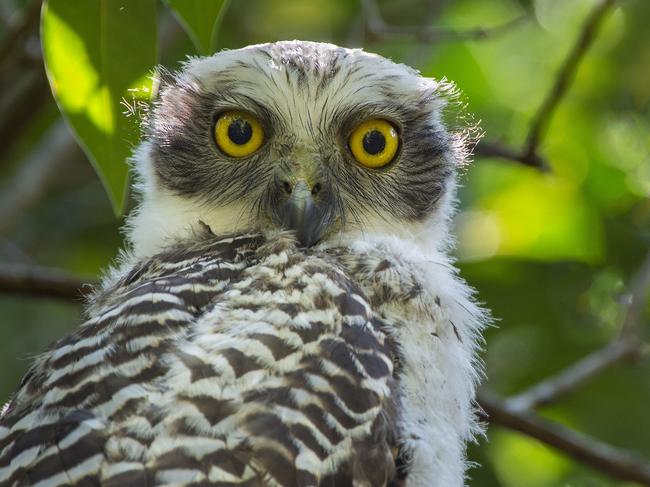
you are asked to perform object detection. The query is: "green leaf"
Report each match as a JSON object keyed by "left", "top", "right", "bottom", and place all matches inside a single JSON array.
[
  {"left": 165, "top": 0, "right": 230, "bottom": 55},
  {"left": 41, "top": 0, "right": 157, "bottom": 215}
]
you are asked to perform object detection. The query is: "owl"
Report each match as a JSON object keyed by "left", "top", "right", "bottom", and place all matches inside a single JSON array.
[{"left": 0, "top": 41, "right": 487, "bottom": 486}]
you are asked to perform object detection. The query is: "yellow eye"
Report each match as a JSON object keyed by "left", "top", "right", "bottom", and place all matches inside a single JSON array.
[
  {"left": 214, "top": 110, "right": 264, "bottom": 157},
  {"left": 349, "top": 119, "right": 399, "bottom": 168}
]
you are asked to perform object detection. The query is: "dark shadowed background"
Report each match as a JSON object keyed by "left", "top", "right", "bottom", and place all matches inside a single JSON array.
[{"left": 0, "top": 0, "right": 649, "bottom": 485}]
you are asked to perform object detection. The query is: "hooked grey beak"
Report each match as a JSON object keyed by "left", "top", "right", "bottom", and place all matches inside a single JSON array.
[{"left": 279, "top": 180, "right": 327, "bottom": 247}]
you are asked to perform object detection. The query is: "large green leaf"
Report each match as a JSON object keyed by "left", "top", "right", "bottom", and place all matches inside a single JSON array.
[
  {"left": 165, "top": 0, "right": 230, "bottom": 55},
  {"left": 41, "top": 0, "right": 157, "bottom": 215}
]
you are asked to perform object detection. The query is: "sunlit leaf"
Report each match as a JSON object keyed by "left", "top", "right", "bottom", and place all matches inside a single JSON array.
[
  {"left": 41, "top": 0, "right": 157, "bottom": 215},
  {"left": 165, "top": 0, "right": 230, "bottom": 55}
]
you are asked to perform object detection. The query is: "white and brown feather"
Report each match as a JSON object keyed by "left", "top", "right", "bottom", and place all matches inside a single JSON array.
[{"left": 0, "top": 232, "right": 407, "bottom": 486}]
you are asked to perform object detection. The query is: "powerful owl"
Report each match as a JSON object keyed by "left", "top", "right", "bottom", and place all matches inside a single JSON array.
[{"left": 0, "top": 41, "right": 487, "bottom": 486}]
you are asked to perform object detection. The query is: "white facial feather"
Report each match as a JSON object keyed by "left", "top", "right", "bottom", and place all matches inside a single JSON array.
[{"left": 127, "top": 40, "right": 460, "bottom": 259}]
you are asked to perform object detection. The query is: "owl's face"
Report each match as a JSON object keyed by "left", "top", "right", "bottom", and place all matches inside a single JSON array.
[{"left": 129, "top": 41, "right": 465, "bottom": 256}]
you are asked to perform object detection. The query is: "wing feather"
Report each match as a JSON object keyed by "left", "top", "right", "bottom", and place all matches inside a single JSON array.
[{"left": 1, "top": 233, "right": 401, "bottom": 486}]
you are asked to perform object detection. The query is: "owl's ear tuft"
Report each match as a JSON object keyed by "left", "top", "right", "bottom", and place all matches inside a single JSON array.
[{"left": 151, "top": 66, "right": 177, "bottom": 100}]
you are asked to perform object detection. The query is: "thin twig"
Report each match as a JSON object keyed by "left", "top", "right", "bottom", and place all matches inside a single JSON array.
[
  {"left": 361, "top": 0, "right": 528, "bottom": 44},
  {"left": 505, "top": 249, "right": 650, "bottom": 410},
  {"left": 505, "top": 338, "right": 639, "bottom": 411},
  {"left": 473, "top": 139, "right": 548, "bottom": 170},
  {"left": 478, "top": 392, "right": 650, "bottom": 486},
  {"left": 0, "top": 264, "right": 96, "bottom": 301},
  {"left": 523, "top": 0, "right": 617, "bottom": 158},
  {"left": 475, "top": 0, "right": 617, "bottom": 169}
]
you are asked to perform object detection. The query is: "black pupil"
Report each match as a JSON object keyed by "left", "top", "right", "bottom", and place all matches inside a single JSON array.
[
  {"left": 362, "top": 130, "right": 386, "bottom": 155},
  {"left": 228, "top": 119, "right": 252, "bottom": 145}
]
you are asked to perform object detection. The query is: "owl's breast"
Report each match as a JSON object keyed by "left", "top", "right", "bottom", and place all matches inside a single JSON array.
[{"left": 1, "top": 233, "right": 403, "bottom": 486}]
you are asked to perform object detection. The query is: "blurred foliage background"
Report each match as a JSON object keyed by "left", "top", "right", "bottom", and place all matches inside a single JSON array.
[{"left": 1, "top": 0, "right": 649, "bottom": 485}]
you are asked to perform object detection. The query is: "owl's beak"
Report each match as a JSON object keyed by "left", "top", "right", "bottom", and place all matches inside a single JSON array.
[{"left": 279, "top": 179, "right": 326, "bottom": 247}]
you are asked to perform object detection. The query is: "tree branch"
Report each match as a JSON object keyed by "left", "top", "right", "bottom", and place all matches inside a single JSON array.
[
  {"left": 473, "top": 139, "right": 549, "bottom": 170},
  {"left": 0, "top": 264, "right": 96, "bottom": 301},
  {"left": 475, "top": 0, "right": 616, "bottom": 169},
  {"left": 478, "top": 392, "right": 650, "bottom": 486},
  {"left": 523, "top": 0, "right": 617, "bottom": 158},
  {"left": 479, "top": 249, "right": 650, "bottom": 481},
  {"left": 361, "top": 0, "right": 529, "bottom": 44},
  {"left": 506, "top": 249, "right": 650, "bottom": 410},
  {"left": 504, "top": 337, "right": 639, "bottom": 411}
]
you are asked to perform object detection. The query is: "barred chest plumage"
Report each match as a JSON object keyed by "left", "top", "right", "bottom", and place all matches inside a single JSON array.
[{"left": 0, "top": 228, "right": 482, "bottom": 486}]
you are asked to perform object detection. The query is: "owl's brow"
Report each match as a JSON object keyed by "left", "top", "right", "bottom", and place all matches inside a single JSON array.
[{"left": 201, "top": 88, "right": 285, "bottom": 133}]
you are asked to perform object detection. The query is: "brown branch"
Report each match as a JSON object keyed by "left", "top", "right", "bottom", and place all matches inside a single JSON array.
[
  {"left": 505, "top": 250, "right": 650, "bottom": 410},
  {"left": 473, "top": 139, "right": 548, "bottom": 170},
  {"left": 475, "top": 0, "right": 616, "bottom": 169},
  {"left": 478, "top": 392, "right": 650, "bottom": 486},
  {"left": 505, "top": 338, "right": 639, "bottom": 411},
  {"left": 0, "top": 264, "right": 96, "bottom": 301},
  {"left": 480, "top": 250, "right": 650, "bottom": 481},
  {"left": 478, "top": 64, "right": 647, "bottom": 438},
  {"left": 361, "top": 0, "right": 529, "bottom": 44},
  {"left": 523, "top": 0, "right": 617, "bottom": 158}
]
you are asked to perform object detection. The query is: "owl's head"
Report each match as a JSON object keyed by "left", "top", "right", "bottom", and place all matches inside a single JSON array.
[{"left": 128, "top": 41, "right": 469, "bottom": 257}]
